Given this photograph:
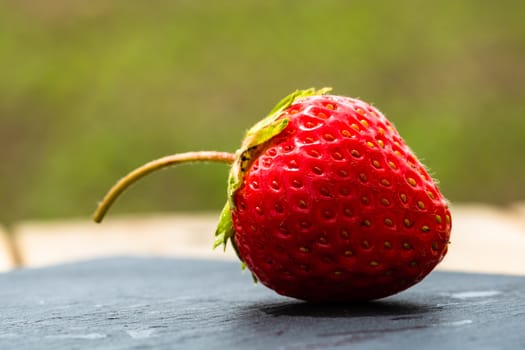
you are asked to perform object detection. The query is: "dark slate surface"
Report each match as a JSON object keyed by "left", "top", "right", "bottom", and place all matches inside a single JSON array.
[{"left": 0, "top": 257, "right": 524, "bottom": 350}]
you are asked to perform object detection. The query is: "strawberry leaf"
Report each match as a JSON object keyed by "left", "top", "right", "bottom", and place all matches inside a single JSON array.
[{"left": 214, "top": 200, "right": 233, "bottom": 250}]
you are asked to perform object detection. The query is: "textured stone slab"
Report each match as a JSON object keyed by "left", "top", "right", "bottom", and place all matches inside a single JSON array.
[
  {"left": 0, "top": 225, "right": 15, "bottom": 272},
  {"left": 439, "top": 204, "right": 525, "bottom": 275},
  {"left": 0, "top": 258, "right": 524, "bottom": 349},
  {"left": 13, "top": 213, "right": 236, "bottom": 268}
]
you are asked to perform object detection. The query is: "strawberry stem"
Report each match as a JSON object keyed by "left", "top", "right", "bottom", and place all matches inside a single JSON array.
[{"left": 93, "top": 151, "right": 236, "bottom": 223}]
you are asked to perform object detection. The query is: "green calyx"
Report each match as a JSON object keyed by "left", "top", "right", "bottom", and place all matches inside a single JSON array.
[{"left": 213, "top": 87, "right": 332, "bottom": 257}]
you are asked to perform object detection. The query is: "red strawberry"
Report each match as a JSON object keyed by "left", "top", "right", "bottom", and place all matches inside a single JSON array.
[{"left": 94, "top": 88, "right": 451, "bottom": 302}]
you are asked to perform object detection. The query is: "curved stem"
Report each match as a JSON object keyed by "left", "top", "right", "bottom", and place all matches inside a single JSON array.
[{"left": 93, "top": 151, "right": 236, "bottom": 223}]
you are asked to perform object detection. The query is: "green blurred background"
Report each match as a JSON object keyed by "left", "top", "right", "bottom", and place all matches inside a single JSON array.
[{"left": 1, "top": 0, "right": 524, "bottom": 224}]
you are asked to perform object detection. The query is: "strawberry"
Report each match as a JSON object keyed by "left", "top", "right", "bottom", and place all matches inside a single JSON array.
[{"left": 94, "top": 88, "right": 451, "bottom": 302}]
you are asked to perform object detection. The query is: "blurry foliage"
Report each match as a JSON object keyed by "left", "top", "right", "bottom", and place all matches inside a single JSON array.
[{"left": 0, "top": 0, "right": 524, "bottom": 223}]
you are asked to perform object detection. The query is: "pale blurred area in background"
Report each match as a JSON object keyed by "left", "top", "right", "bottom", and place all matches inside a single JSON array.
[{"left": 0, "top": 1, "right": 524, "bottom": 273}]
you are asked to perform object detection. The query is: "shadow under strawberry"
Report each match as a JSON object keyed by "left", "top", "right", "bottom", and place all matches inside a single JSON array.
[{"left": 255, "top": 299, "right": 434, "bottom": 318}]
